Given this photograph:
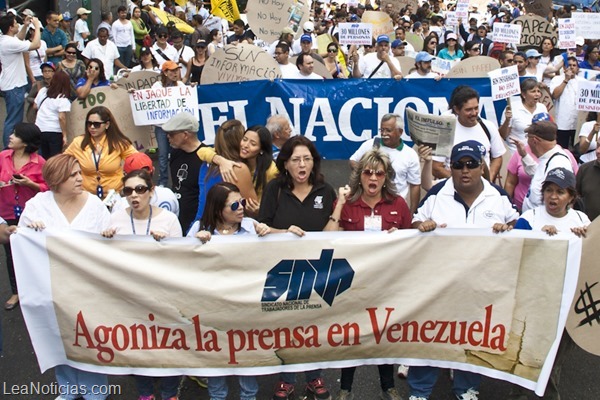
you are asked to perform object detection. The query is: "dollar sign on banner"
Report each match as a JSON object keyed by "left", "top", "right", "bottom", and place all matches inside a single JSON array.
[{"left": 574, "top": 281, "right": 600, "bottom": 327}]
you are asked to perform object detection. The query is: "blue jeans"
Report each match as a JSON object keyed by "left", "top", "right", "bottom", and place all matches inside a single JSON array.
[
  {"left": 2, "top": 85, "right": 27, "bottom": 147},
  {"left": 208, "top": 375, "right": 258, "bottom": 400},
  {"left": 280, "top": 369, "right": 322, "bottom": 384},
  {"left": 117, "top": 45, "right": 133, "bottom": 69},
  {"left": 407, "top": 366, "right": 481, "bottom": 398},
  {"left": 154, "top": 126, "right": 171, "bottom": 186},
  {"left": 55, "top": 365, "right": 109, "bottom": 400},
  {"left": 134, "top": 375, "right": 181, "bottom": 398}
]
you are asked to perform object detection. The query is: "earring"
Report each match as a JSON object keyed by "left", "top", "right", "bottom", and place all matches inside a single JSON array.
[{"left": 260, "top": 151, "right": 264, "bottom": 155}]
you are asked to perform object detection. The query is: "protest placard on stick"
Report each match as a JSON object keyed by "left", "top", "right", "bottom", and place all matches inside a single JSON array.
[
  {"left": 558, "top": 18, "right": 576, "bottom": 50},
  {"left": 512, "top": 15, "right": 556, "bottom": 48},
  {"left": 488, "top": 66, "right": 520, "bottom": 100},
  {"left": 201, "top": 44, "right": 282, "bottom": 84},
  {"left": 492, "top": 23, "right": 522, "bottom": 45},
  {"left": 338, "top": 23, "right": 373, "bottom": 46}
]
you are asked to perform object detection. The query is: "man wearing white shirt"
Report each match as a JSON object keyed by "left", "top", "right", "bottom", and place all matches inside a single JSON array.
[
  {"left": 112, "top": 6, "right": 135, "bottom": 68},
  {"left": 74, "top": 7, "right": 91, "bottom": 52},
  {"left": 405, "top": 51, "right": 439, "bottom": 79},
  {"left": 352, "top": 35, "right": 403, "bottom": 79},
  {"left": 81, "top": 28, "right": 126, "bottom": 78},
  {"left": 275, "top": 42, "right": 298, "bottom": 79},
  {"left": 291, "top": 54, "right": 323, "bottom": 80},
  {"left": 550, "top": 56, "right": 584, "bottom": 149},
  {"left": 0, "top": 14, "right": 42, "bottom": 147},
  {"left": 170, "top": 29, "right": 194, "bottom": 78}
]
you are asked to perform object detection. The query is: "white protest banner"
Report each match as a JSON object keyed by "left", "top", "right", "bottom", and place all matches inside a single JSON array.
[
  {"left": 455, "top": 0, "right": 470, "bottom": 18},
  {"left": 129, "top": 85, "right": 199, "bottom": 126},
  {"left": 488, "top": 65, "right": 520, "bottom": 100},
  {"left": 445, "top": 11, "right": 458, "bottom": 27},
  {"left": 577, "top": 80, "right": 600, "bottom": 112},
  {"left": 431, "top": 57, "right": 457, "bottom": 75},
  {"left": 558, "top": 18, "right": 576, "bottom": 50},
  {"left": 405, "top": 108, "right": 456, "bottom": 157},
  {"left": 492, "top": 22, "right": 522, "bottom": 45},
  {"left": 572, "top": 12, "right": 600, "bottom": 40},
  {"left": 338, "top": 23, "right": 373, "bottom": 45},
  {"left": 12, "top": 228, "right": 582, "bottom": 397}
]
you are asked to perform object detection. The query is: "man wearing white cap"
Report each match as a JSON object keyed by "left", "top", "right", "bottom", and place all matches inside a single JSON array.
[
  {"left": 351, "top": 35, "right": 402, "bottom": 79},
  {"left": 74, "top": 7, "right": 91, "bottom": 51}
]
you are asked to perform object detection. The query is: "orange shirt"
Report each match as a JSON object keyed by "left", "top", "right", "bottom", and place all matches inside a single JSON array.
[{"left": 65, "top": 135, "right": 137, "bottom": 197}]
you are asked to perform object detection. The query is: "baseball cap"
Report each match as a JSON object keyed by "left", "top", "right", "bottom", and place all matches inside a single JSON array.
[
  {"left": 543, "top": 167, "right": 576, "bottom": 190},
  {"left": 415, "top": 51, "right": 435, "bottom": 63},
  {"left": 77, "top": 7, "right": 92, "bottom": 16},
  {"left": 575, "top": 36, "right": 585, "bottom": 46},
  {"left": 376, "top": 34, "right": 390, "bottom": 44},
  {"left": 162, "top": 112, "right": 199, "bottom": 132},
  {"left": 194, "top": 39, "right": 208, "bottom": 47},
  {"left": 40, "top": 61, "right": 56, "bottom": 71},
  {"left": 59, "top": 12, "right": 73, "bottom": 22},
  {"left": 282, "top": 27, "right": 295, "bottom": 35},
  {"left": 303, "top": 21, "right": 315, "bottom": 32},
  {"left": 300, "top": 34, "right": 312, "bottom": 43},
  {"left": 446, "top": 32, "right": 458, "bottom": 41},
  {"left": 21, "top": 9, "right": 35, "bottom": 17},
  {"left": 141, "top": 0, "right": 154, "bottom": 6},
  {"left": 391, "top": 39, "right": 407, "bottom": 49},
  {"left": 526, "top": 49, "right": 542, "bottom": 58},
  {"left": 161, "top": 60, "right": 180, "bottom": 72},
  {"left": 451, "top": 140, "right": 485, "bottom": 163},
  {"left": 124, "top": 153, "right": 155, "bottom": 174},
  {"left": 532, "top": 112, "right": 552, "bottom": 123}
]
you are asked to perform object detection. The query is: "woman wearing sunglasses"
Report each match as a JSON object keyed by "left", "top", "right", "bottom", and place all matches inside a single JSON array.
[
  {"left": 65, "top": 106, "right": 137, "bottom": 199},
  {"left": 324, "top": 149, "right": 410, "bottom": 400},
  {"left": 19, "top": 154, "right": 111, "bottom": 400},
  {"left": 75, "top": 58, "right": 110, "bottom": 100},
  {"left": 324, "top": 42, "right": 348, "bottom": 79},
  {"left": 57, "top": 43, "right": 86, "bottom": 100},
  {"left": 101, "top": 168, "right": 181, "bottom": 399}
]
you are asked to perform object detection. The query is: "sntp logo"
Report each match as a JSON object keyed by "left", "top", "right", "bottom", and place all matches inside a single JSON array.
[{"left": 261, "top": 249, "right": 354, "bottom": 306}]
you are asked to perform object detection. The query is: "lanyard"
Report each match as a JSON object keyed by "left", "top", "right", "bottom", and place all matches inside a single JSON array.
[
  {"left": 91, "top": 145, "right": 103, "bottom": 198},
  {"left": 130, "top": 205, "right": 152, "bottom": 235}
]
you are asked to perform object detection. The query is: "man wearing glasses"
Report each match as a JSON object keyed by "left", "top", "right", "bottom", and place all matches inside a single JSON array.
[
  {"left": 42, "top": 11, "right": 68, "bottom": 65},
  {"left": 350, "top": 113, "right": 421, "bottom": 212}
]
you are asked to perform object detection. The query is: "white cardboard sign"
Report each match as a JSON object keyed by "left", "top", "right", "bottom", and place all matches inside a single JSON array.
[
  {"left": 558, "top": 18, "right": 576, "bottom": 49},
  {"left": 488, "top": 65, "right": 520, "bottom": 100},
  {"left": 338, "top": 23, "right": 374, "bottom": 46},
  {"left": 129, "top": 86, "right": 199, "bottom": 126},
  {"left": 577, "top": 80, "right": 600, "bottom": 112},
  {"left": 492, "top": 23, "right": 522, "bottom": 45}
]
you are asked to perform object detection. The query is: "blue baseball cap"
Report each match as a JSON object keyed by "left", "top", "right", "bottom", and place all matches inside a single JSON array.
[
  {"left": 300, "top": 34, "right": 312, "bottom": 43},
  {"left": 391, "top": 39, "right": 407, "bottom": 48},
  {"left": 415, "top": 51, "right": 435, "bottom": 63},
  {"left": 376, "top": 34, "right": 390, "bottom": 44},
  {"left": 532, "top": 112, "right": 552, "bottom": 123},
  {"left": 544, "top": 167, "right": 576, "bottom": 190},
  {"left": 451, "top": 140, "right": 485, "bottom": 163}
]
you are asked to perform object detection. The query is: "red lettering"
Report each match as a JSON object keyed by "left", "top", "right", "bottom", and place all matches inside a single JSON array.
[
  {"left": 468, "top": 321, "right": 483, "bottom": 346},
  {"left": 366, "top": 307, "right": 395, "bottom": 344},
  {"left": 328, "top": 323, "right": 343, "bottom": 346},
  {"left": 420, "top": 321, "right": 436, "bottom": 343}
]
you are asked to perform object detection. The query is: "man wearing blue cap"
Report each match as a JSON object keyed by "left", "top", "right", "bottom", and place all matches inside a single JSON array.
[
  {"left": 406, "top": 51, "right": 438, "bottom": 79},
  {"left": 294, "top": 34, "right": 324, "bottom": 64},
  {"left": 351, "top": 34, "right": 402, "bottom": 79},
  {"left": 410, "top": 140, "right": 518, "bottom": 400}
]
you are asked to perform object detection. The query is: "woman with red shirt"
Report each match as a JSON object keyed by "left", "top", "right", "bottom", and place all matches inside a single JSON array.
[
  {"left": 324, "top": 148, "right": 411, "bottom": 399},
  {"left": 0, "top": 123, "right": 48, "bottom": 310}
]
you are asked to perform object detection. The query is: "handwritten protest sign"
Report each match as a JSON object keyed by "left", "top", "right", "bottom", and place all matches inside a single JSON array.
[
  {"left": 512, "top": 15, "right": 556, "bottom": 48},
  {"left": 115, "top": 71, "right": 160, "bottom": 91},
  {"left": 558, "top": 18, "right": 576, "bottom": 50},
  {"left": 445, "top": 11, "right": 458, "bottom": 27},
  {"left": 525, "top": 0, "right": 553, "bottom": 17},
  {"left": 446, "top": 56, "right": 500, "bottom": 78},
  {"left": 577, "top": 80, "right": 600, "bottom": 112},
  {"left": 405, "top": 108, "right": 456, "bottom": 157},
  {"left": 246, "top": 0, "right": 310, "bottom": 42},
  {"left": 361, "top": 11, "right": 394, "bottom": 38},
  {"left": 68, "top": 87, "right": 153, "bottom": 151},
  {"left": 338, "top": 23, "right": 373, "bottom": 45},
  {"left": 493, "top": 23, "right": 522, "bottom": 45},
  {"left": 455, "top": 0, "right": 470, "bottom": 19},
  {"left": 130, "top": 85, "right": 199, "bottom": 126},
  {"left": 488, "top": 66, "right": 520, "bottom": 100},
  {"left": 201, "top": 44, "right": 282, "bottom": 84},
  {"left": 572, "top": 12, "right": 600, "bottom": 40}
]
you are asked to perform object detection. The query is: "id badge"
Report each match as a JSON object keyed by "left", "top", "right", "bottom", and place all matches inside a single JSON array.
[{"left": 364, "top": 214, "right": 382, "bottom": 231}]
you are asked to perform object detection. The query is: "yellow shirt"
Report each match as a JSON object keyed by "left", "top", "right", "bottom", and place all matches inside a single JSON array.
[{"left": 65, "top": 135, "right": 137, "bottom": 197}]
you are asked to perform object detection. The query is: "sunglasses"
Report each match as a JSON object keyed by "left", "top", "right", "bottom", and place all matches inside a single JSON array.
[
  {"left": 122, "top": 185, "right": 150, "bottom": 196},
  {"left": 451, "top": 160, "right": 481, "bottom": 170},
  {"left": 66, "top": 51, "right": 77, "bottom": 55},
  {"left": 327, "top": 48, "right": 337, "bottom": 52},
  {"left": 158, "top": 34, "right": 168, "bottom": 38},
  {"left": 86, "top": 120, "right": 106, "bottom": 129},
  {"left": 87, "top": 66, "right": 99, "bottom": 70},
  {"left": 470, "top": 48, "right": 480, "bottom": 52},
  {"left": 228, "top": 198, "right": 247, "bottom": 211},
  {"left": 362, "top": 169, "right": 386, "bottom": 178}
]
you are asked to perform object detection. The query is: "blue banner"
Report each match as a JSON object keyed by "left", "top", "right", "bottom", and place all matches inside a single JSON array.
[{"left": 197, "top": 78, "right": 506, "bottom": 160}]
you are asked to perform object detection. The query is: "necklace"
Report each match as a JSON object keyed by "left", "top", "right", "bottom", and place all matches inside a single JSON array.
[
  {"left": 130, "top": 205, "right": 152, "bottom": 235},
  {"left": 220, "top": 223, "right": 238, "bottom": 234}
]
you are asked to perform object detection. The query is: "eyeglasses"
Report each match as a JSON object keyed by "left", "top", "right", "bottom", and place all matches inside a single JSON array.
[
  {"left": 86, "top": 121, "right": 106, "bottom": 129},
  {"left": 429, "top": 41, "right": 438, "bottom": 45},
  {"left": 361, "top": 169, "right": 386, "bottom": 178},
  {"left": 227, "top": 198, "right": 247, "bottom": 211},
  {"left": 470, "top": 48, "right": 480, "bottom": 52},
  {"left": 289, "top": 156, "right": 313, "bottom": 165},
  {"left": 66, "top": 51, "right": 77, "bottom": 55},
  {"left": 158, "top": 34, "right": 168, "bottom": 38},
  {"left": 327, "top": 48, "right": 337, "bottom": 52},
  {"left": 122, "top": 185, "right": 150, "bottom": 196},
  {"left": 451, "top": 160, "right": 481, "bottom": 170},
  {"left": 87, "top": 66, "right": 99, "bottom": 71}
]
